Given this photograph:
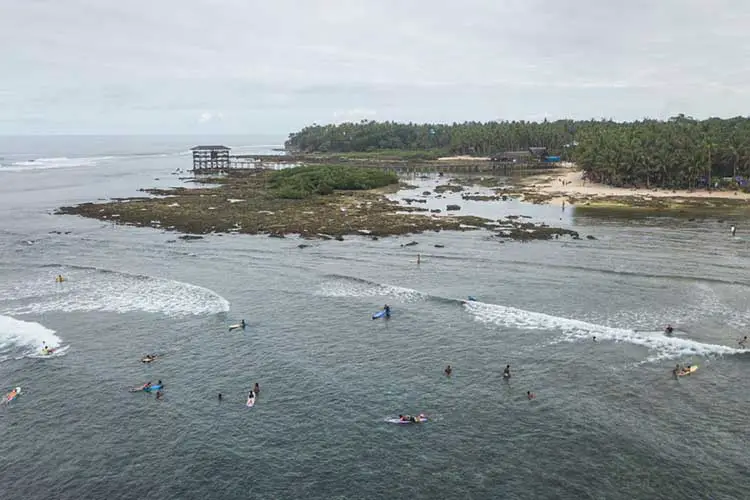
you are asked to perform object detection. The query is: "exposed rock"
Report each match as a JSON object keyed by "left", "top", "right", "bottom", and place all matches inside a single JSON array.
[
  {"left": 586, "top": 235, "right": 597, "bottom": 240},
  {"left": 430, "top": 209, "right": 441, "bottom": 213},
  {"left": 434, "top": 244, "right": 445, "bottom": 248},
  {"left": 434, "top": 184, "right": 464, "bottom": 193},
  {"left": 446, "top": 204, "right": 461, "bottom": 211},
  {"left": 179, "top": 235, "right": 203, "bottom": 241},
  {"left": 402, "top": 241, "right": 419, "bottom": 247},
  {"left": 298, "top": 244, "right": 310, "bottom": 249}
]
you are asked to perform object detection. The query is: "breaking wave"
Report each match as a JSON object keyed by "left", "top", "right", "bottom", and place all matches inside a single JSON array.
[
  {"left": 316, "top": 274, "right": 745, "bottom": 363},
  {"left": 0, "top": 314, "right": 63, "bottom": 362},
  {"left": 0, "top": 264, "right": 230, "bottom": 317}
]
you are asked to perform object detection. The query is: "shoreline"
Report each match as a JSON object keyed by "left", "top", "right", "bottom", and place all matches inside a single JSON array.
[
  {"left": 55, "top": 168, "right": 582, "bottom": 242},
  {"left": 516, "top": 168, "right": 750, "bottom": 209}
]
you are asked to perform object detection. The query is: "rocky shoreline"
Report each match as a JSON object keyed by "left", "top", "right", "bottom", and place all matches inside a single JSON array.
[{"left": 56, "top": 169, "right": 584, "bottom": 242}]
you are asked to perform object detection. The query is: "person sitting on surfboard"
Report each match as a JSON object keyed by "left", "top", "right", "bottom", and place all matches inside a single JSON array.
[
  {"left": 384, "top": 305, "right": 391, "bottom": 317},
  {"left": 240, "top": 319, "right": 246, "bottom": 329},
  {"left": 665, "top": 325, "right": 674, "bottom": 335}
]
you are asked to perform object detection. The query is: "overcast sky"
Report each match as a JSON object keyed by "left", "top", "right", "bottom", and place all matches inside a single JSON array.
[{"left": 1, "top": 0, "right": 748, "bottom": 135}]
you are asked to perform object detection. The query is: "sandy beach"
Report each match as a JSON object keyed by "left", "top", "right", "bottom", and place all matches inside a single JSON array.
[{"left": 522, "top": 168, "right": 750, "bottom": 205}]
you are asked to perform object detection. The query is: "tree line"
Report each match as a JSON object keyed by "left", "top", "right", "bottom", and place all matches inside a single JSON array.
[{"left": 285, "top": 116, "right": 750, "bottom": 188}]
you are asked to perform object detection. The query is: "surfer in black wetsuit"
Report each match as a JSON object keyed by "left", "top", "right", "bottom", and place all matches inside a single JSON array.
[
  {"left": 254, "top": 383, "right": 260, "bottom": 395},
  {"left": 665, "top": 325, "right": 674, "bottom": 335},
  {"left": 739, "top": 336, "right": 747, "bottom": 348},
  {"left": 672, "top": 364, "right": 680, "bottom": 378},
  {"left": 503, "top": 365, "right": 511, "bottom": 379},
  {"left": 444, "top": 365, "right": 452, "bottom": 376},
  {"left": 384, "top": 305, "right": 391, "bottom": 317},
  {"left": 240, "top": 319, "right": 246, "bottom": 329}
]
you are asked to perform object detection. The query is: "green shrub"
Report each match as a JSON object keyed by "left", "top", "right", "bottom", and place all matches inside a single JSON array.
[{"left": 268, "top": 165, "right": 398, "bottom": 199}]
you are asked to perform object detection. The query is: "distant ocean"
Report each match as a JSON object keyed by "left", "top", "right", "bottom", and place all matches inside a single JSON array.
[{"left": 1, "top": 135, "right": 748, "bottom": 500}]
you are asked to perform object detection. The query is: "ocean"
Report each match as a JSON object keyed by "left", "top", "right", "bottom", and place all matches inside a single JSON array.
[{"left": 1, "top": 135, "right": 749, "bottom": 500}]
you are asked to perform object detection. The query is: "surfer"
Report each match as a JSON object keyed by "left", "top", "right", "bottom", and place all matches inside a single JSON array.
[
  {"left": 527, "top": 391, "right": 535, "bottom": 400},
  {"left": 240, "top": 319, "right": 246, "bottom": 329},
  {"left": 731, "top": 225, "right": 737, "bottom": 236},
  {"left": 56, "top": 274, "right": 64, "bottom": 283},
  {"left": 248, "top": 390, "right": 255, "bottom": 401},
  {"left": 739, "top": 336, "right": 747, "bottom": 348},
  {"left": 384, "top": 305, "right": 391, "bottom": 317},
  {"left": 665, "top": 325, "right": 674, "bottom": 335},
  {"left": 218, "top": 393, "right": 222, "bottom": 401},
  {"left": 672, "top": 364, "right": 681, "bottom": 378},
  {"left": 156, "top": 391, "right": 163, "bottom": 400},
  {"left": 254, "top": 382, "right": 260, "bottom": 395},
  {"left": 444, "top": 365, "right": 452, "bottom": 376},
  {"left": 593, "top": 336, "right": 597, "bottom": 342},
  {"left": 503, "top": 365, "right": 511, "bottom": 379}
]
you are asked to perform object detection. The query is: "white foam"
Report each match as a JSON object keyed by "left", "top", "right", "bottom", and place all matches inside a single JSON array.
[
  {"left": 0, "top": 314, "right": 62, "bottom": 356},
  {"left": 1, "top": 156, "right": 115, "bottom": 172},
  {"left": 2, "top": 268, "right": 230, "bottom": 318},
  {"left": 316, "top": 281, "right": 425, "bottom": 302},
  {"left": 463, "top": 301, "right": 744, "bottom": 362}
]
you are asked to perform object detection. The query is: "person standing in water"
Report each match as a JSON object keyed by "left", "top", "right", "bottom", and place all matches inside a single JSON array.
[
  {"left": 503, "top": 365, "right": 511, "bottom": 379},
  {"left": 731, "top": 225, "right": 737, "bottom": 237},
  {"left": 444, "top": 365, "right": 452, "bottom": 377},
  {"left": 527, "top": 391, "right": 535, "bottom": 400},
  {"left": 254, "top": 382, "right": 260, "bottom": 395},
  {"left": 665, "top": 325, "right": 674, "bottom": 335}
]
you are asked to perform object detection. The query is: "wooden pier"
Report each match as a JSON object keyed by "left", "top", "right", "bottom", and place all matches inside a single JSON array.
[{"left": 190, "top": 145, "right": 558, "bottom": 174}]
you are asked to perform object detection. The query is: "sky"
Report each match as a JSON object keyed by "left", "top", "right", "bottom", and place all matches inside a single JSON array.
[{"left": 1, "top": 0, "right": 749, "bottom": 135}]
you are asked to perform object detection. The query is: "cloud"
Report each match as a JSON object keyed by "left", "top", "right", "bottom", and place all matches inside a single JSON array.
[
  {"left": 0, "top": 0, "right": 748, "bottom": 134},
  {"left": 198, "top": 112, "right": 224, "bottom": 124}
]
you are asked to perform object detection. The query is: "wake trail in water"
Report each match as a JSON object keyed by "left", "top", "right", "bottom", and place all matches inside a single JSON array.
[
  {"left": 316, "top": 274, "right": 746, "bottom": 363},
  {"left": 0, "top": 314, "right": 64, "bottom": 362},
  {"left": 0, "top": 264, "right": 230, "bottom": 317}
]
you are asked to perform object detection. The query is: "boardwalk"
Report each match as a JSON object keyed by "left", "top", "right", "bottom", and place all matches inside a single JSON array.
[{"left": 190, "top": 145, "right": 558, "bottom": 174}]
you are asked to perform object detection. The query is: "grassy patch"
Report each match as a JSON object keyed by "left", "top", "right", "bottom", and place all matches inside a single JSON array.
[{"left": 268, "top": 165, "right": 399, "bottom": 199}]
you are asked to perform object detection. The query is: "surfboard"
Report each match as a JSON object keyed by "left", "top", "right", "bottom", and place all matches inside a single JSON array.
[
  {"left": 246, "top": 393, "right": 255, "bottom": 408},
  {"left": 372, "top": 310, "right": 386, "bottom": 319},
  {"left": 678, "top": 366, "right": 698, "bottom": 377},
  {"left": 386, "top": 416, "right": 427, "bottom": 424},
  {"left": 130, "top": 384, "right": 162, "bottom": 393},
  {"left": 5, "top": 387, "right": 21, "bottom": 403}
]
